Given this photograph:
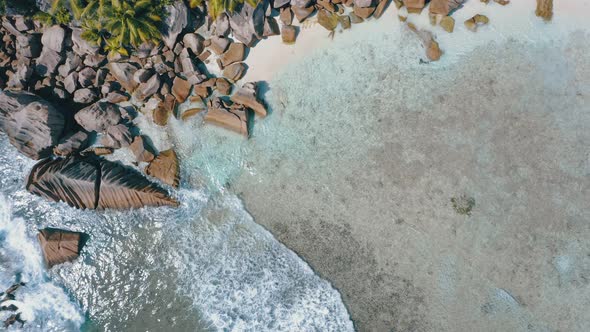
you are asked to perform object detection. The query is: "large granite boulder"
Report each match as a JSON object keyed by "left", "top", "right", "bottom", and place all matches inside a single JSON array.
[
  {"left": 35, "top": 48, "right": 63, "bottom": 77},
  {"left": 37, "top": 228, "right": 86, "bottom": 268},
  {"left": 162, "top": 1, "right": 188, "bottom": 49},
  {"left": 74, "top": 102, "right": 123, "bottom": 133},
  {"left": 101, "top": 124, "right": 133, "bottom": 148},
  {"left": 228, "top": 2, "right": 265, "bottom": 46},
  {"left": 0, "top": 91, "right": 65, "bottom": 159},
  {"left": 27, "top": 155, "right": 178, "bottom": 209}
]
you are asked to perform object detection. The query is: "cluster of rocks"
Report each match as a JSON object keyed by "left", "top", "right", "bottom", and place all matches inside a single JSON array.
[
  {"left": 0, "top": 282, "right": 26, "bottom": 328},
  {"left": 0, "top": 90, "right": 179, "bottom": 209}
]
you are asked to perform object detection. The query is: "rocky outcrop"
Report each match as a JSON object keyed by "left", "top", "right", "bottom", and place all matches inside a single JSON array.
[
  {"left": 74, "top": 102, "right": 123, "bottom": 133},
  {"left": 0, "top": 90, "right": 65, "bottom": 159},
  {"left": 204, "top": 98, "right": 249, "bottom": 136},
  {"left": 37, "top": 228, "right": 86, "bottom": 268},
  {"left": 145, "top": 149, "right": 180, "bottom": 188},
  {"left": 27, "top": 155, "right": 178, "bottom": 209}
]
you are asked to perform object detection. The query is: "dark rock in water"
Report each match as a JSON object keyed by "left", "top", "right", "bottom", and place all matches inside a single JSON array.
[
  {"left": 162, "top": 1, "right": 188, "bottom": 49},
  {"left": 0, "top": 90, "right": 65, "bottom": 159},
  {"left": 146, "top": 149, "right": 180, "bottom": 188},
  {"left": 27, "top": 155, "right": 178, "bottom": 209},
  {"left": 37, "top": 228, "right": 86, "bottom": 268},
  {"left": 53, "top": 131, "right": 90, "bottom": 156},
  {"left": 75, "top": 102, "right": 123, "bottom": 133},
  {"left": 101, "top": 124, "right": 134, "bottom": 148}
]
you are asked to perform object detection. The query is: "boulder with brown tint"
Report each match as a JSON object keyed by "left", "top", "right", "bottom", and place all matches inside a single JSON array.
[
  {"left": 145, "top": 149, "right": 180, "bottom": 188},
  {"left": 38, "top": 228, "right": 86, "bottom": 268},
  {"left": 230, "top": 82, "right": 267, "bottom": 117}
]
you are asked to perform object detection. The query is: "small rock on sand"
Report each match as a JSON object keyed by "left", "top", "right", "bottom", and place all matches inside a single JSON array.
[{"left": 282, "top": 25, "right": 297, "bottom": 44}]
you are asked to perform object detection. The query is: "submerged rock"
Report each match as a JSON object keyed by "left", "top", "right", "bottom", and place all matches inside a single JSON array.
[
  {"left": 464, "top": 14, "right": 489, "bottom": 32},
  {"left": 282, "top": 25, "right": 297, "bottom": 44},
  {"left": 407, "top": 23, "right": 442, "bottom": 61},
  {"left": 145, "top": 149, "right": 180, "bottom": 188},
  {"left": 27, "top": 155, "right": 178, "bottom": 209},
  {"left": 37, "top": 228, "right": 86, "bottom": 268},
  {"left": 0, "top": 90, "right": 65, "bottom": 159}
]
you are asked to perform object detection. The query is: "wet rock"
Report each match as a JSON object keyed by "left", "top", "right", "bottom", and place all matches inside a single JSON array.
[
  {"left": 108, "top": 62, "right": 140, "bottom": 92},
  {"left": 37, "top": 228, "right": 86, "bottom": 268},
  {"left": 130, "top": 135, "right": 156, "bottom": 163},
  {"left": 73, "top": 88, "right": 98, "bottom": 104},
  {"left": 0, "top": 91, "right": 65, "bottom": 159},
  {"left": 429, "top": 0, "right": 465, "bottom": 15},
  {"left": 162, "top": 1, "right": 188, "bottom": 49},
  {"left": 536, "top": 0, "right": 552, "bottom": 21},
  {"left": 27, "top": 155, "right": 178, "bottom": 209},
  {"left": 172, "top": 76, "right": 191, "bottom": 103},
  {"left": 53, "top": 131, "right": 90, "bottom": 156},
  {"left": 282, "top": 25, "right": 297, "bottom": 44},
  {"left": 223, "top": 63, "right": 247, "bottom": 82},
  {"left": 219, "top": 42, "right": 246, "bottom": 68},
  {"left": 145, "top": 149, "right": 180, "bottom": 188},
  {"left": 101, "top": 124, "right": 133, "bottom": 148},
  {"left": 231, "top": 82, "right": 267, "bottom": 117},
  {"left": 41, "top": 25, "right": 65, "bottom": 53},
  {"left": 75, "top": 102, "right": 123, "bottom": 133}
]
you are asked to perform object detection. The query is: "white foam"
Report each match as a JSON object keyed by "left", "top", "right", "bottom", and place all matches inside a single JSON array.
[{"left": 0, "top": 195, "right": 84, "bottom": 331}]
